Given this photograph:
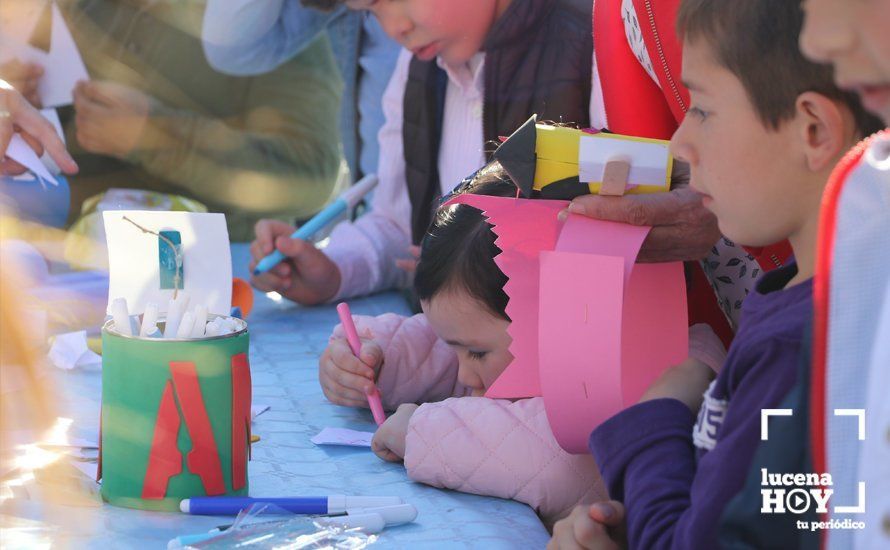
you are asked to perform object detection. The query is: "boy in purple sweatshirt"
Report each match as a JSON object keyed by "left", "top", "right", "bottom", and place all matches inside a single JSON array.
[{"left": 548, "top": 0, "right": 882, "bottom": 548}]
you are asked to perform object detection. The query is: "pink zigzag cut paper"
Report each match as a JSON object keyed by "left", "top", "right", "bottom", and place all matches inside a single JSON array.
[
  {"left": 445, "top": 194, "right": 567, "bottom": 398},
  {"left": 443, "top": 194, "right": 689, "bottom": 453}
]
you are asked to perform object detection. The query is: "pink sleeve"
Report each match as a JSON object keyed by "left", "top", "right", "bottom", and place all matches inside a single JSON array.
[
  {"left": 688, "top": 323, "right": 727, "bottom": 373},
  {"left": 323, "top": 49, "right": 415, "bottom": 301},
  {"left": 404, "top": 397, "right": 607, "bottom": 524},
  {"left": 331, "top": 312, "right": 470, "bottom": 409}
]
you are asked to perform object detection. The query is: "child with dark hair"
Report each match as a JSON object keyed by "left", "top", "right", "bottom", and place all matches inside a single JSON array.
[
  {"left": 319, "top": 162, "right": 605, "bottom": 524},
  {"left": 318, "top": 160, "right": 724, "bottom": 524},
  {"left": 549, "top": 0, "right": 882, "bottom": 547}
]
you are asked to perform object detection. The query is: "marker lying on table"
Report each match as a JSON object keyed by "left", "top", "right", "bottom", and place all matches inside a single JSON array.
[
  {"left": 336, "top": 302, "right": 386, "bottom": 425},
  {"left": 211, "top": 504, "right": 417, "bottom": 531},
  {"left": 253, "top": 174, "right": 378, "bottom": 275},
  {"left": 179, "top": 495, "right": 403, "bottom": 516},
  {"left": 169, "top": 506, "right": 418, "bottom": 549},
  {"left": 170, "top": 514, "right": 387, "bottom": 548}
]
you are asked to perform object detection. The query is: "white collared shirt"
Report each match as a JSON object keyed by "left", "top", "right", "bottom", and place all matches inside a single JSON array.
[
  {"left": 325, "top": 46, "right": 597, "bottom": 299},
  {"left": 324, "top": 49, "right": 487, "bottom": 299}
]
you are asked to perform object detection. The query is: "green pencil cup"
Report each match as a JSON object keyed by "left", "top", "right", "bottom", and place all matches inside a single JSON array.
[{"left": 100, "top": 316, "right": 251, "bottom": 511}]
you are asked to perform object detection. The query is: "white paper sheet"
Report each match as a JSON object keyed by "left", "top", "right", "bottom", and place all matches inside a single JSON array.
[
  {"left": 5, "top": 134, "right": 58, "bottom": 185},
  {"left": 103, "top": 211, "right": 232, "bottom": 316},
  {"left": 69, "top": 458, "right": 99, "bottom": 484},
  {"left": 578, "top": 134, "right": 671, "bottom": 187},
  {"left": 47, "top": 330, "right": 101, "bottom": 370},
  {"left": 311, "top": 427, "right": 374, "bottom": 448},
  {"left": 38, "top": 107, "right": 65, "bottom": 174},
  {"left": 0, "top": 2, "right": 89, "bottom": 107}
]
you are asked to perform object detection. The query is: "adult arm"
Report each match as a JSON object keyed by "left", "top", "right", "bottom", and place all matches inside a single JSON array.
[
  {"left": 126, "top": 36, "right": 342, "bottom": 221},
  {"left": 202, "top": 0, "right": 343, "bottom": 76},
  {"left": 564, "top": 175, "right": 721, "bottom": 264}
]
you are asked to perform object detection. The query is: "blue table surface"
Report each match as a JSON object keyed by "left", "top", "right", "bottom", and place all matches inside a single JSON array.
[{"left": 6, "top": 245, "right": 550, "bottom": 548}]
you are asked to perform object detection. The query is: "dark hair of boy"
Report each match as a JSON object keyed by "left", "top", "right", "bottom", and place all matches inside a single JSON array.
[
  {"left": 414, "top": 161, "right": 518, "bottom": 321},
  {"left": 676, "top": 0, "right": 883, "bottom": 137}
]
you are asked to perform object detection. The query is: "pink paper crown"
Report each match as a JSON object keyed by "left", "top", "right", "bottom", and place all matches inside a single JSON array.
[{"left": 444, "top": 193, "right": 689, "bottom": 453}]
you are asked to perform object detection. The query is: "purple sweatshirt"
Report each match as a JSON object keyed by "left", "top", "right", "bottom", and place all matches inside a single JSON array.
[{"left": 589, "top": 264, "right": 812, "bottom": 550}]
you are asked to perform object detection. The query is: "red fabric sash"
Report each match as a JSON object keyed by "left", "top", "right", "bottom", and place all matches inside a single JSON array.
[{"left": 593, "top": 0, "right": 792, "bottom": 345}]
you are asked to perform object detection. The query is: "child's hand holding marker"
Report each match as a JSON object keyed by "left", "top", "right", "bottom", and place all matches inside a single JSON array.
[
  {"left": 319, "top": 336, "right": 385, "bottom": 409},
  {"left": 335, "top": 303, "right": 386, "bottom": 425},
  {"left": 248, "top": 219, "right": 342, "bottom": 306},
  {"left": 371, "top": 403, "right": 418, "bottom": 462},
  {"left": 248, "top": 176, "right": 377, "bottom": 305}
]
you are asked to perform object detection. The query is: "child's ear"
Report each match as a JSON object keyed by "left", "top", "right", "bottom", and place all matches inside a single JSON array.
[{"left": 795, "top": 91, "right": 855, "bottom": 172}]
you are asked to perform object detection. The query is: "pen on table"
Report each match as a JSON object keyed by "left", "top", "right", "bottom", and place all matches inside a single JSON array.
[
  {"left": 169, "top": 512, "right": 394, "bottom": 548},
  {"left": 336, "top": 302, "right": 386, "bottom": 425},
  {"left": 253, "top": 174, "right": 378, "bottom": 275},
  {"left": 179, "top": 495, "right": 403, "bottom": 516},
  {"left": 211, "top": 503, "right": 417, "bottom": 531}
]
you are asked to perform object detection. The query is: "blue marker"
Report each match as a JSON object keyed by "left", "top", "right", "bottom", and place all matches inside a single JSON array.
[
  {"left": 167, "top": 513, "right": 396, "bottom": 548},
  {"left": 253, "top": 174, "right": 378, "bottom": 275},
  {"left": 179, "top": 495, "right": 402, "bottom": 516}
]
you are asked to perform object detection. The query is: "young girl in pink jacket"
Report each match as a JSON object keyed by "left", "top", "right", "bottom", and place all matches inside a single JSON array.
[{"left": 318, "top": 163, "right": 726, "bottom": 525}]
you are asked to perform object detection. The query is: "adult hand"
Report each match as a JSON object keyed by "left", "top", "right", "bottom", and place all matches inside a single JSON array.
[
  {"left": 0, "top": 59, "right": 43, "bottom": 107},
  {"left": 319, "top": 337, "right": 384, "bottom": 408},
  {"left": 248, "top": 219, "right": 342, "bottom": 305},
  {"left": 73, "top": 80, "right": 153, "bottom": 158},
  {"left": 371, "top": 403, "right": 418, "bottom": 462},
  {"left": 548, "top": 501, "right": 627, "bottom": 550},
  {"left": 0, "top": 80, "right": 78, "bottom": 175},
  {"left": 561, "top": 186, "right": 719, "bottom": 263},
  {"left": 639, "top": 357, "right": 715, "bottom": 413}
]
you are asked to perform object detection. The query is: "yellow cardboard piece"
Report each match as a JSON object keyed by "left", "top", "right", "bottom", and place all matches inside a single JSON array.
[{"left": 531, "top": 124, "right": 673, "bottom": 195}]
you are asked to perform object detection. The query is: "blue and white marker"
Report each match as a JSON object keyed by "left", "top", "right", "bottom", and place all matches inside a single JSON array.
[
  {"left": 252, "top": 174, "right": 378, "bottom": 275},
  {"left": 179, "top": 495, "right": 402, "bottom": 516}
]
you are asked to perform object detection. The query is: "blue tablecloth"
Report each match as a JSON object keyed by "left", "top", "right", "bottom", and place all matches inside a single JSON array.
[{"left": 7, "top": 245, "right": 550, "bottom": 548}]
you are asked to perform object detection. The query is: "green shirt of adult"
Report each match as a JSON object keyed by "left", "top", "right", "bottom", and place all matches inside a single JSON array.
[{"left": 60, "top": 0, "right": 343, "bottom": 241}]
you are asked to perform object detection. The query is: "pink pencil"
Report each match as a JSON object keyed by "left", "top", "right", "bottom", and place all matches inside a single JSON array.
[{"left": 336, "top": 302, "right": 386, "bottom": 426}]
